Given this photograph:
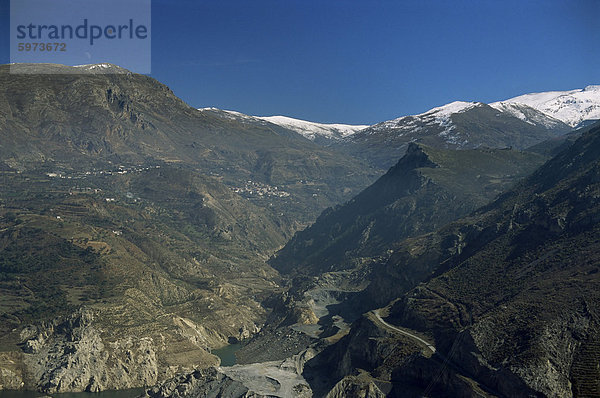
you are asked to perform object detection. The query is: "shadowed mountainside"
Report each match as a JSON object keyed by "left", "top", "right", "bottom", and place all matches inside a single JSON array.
[{"left": 271, "top": 144, "right": 547, "bottom": 278}]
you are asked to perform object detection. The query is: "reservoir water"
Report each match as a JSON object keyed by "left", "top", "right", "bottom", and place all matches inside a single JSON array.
[{"left": 212, "top": 343, "right": 242, "bottom": 366}]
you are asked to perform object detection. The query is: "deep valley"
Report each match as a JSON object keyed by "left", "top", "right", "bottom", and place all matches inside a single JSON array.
[{"left": 1, "top": 63, "right": 600, "bottom": 398}]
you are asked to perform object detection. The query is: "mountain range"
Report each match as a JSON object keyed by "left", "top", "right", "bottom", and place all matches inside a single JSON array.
[
  {"left": 206, "top": 85, "right": 600, "bottom": 148},
  {"left": 340, "top": 101, "right": 570, "bottom": 169},
  {"left": 203, "top": 85, "right": 599, "bottom": 171},
  {"left": 1, "top": 63, "right": 600, "bottom": 397}
]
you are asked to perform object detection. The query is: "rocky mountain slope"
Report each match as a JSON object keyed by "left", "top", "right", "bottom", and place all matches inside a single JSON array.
[
  {"left": 271, "top": 144, "right": 546, "bottom": 278},
  {"left": 0, "top": 63, "right": 378, "bottom": 226},
  {"left": 312, "top": 122, "right": 600, "bottom": 397},
  {"left": 0, "top": 162, "right": 292, "bottom": 392},
  {"left": 0, "top": 63, "right": 379, "bottom": 393}
]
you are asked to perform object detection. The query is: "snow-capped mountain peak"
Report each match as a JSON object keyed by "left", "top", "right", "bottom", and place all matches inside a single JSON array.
[
  {"left": 417, "top": 101, "right": 481, "bottom": 133},
  {"left": 418, "top": 101, "right": 481, "bottom": 118},
  {"left": 491, "top": 85, "right": 600, "bottom": 127},
  {"left": 364, "top": 101, "right": 484, "bottom": 146}
]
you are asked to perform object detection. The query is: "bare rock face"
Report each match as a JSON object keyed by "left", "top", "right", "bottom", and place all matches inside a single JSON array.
[
  {"left": 21, "top": 308, "right": 159, "bottom": 393},
  {"left": 0, "top": 352, "right": 24, "bottom": 390},
  {"left": 325, "top": 376, "right": 386, "bottom": 398},
  {"left": 143, "top": 368, "right": 256, "bottom": 398},
  {"left": 0, "top": 368, "right": 23, "bottom": 390},
  {"left": 144, "top": 350, "right": 315, "bottom": 398}
]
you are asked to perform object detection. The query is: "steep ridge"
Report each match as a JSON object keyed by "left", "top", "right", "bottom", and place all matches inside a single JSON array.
[
  {"left": 271, "top": 144, "right": 547, "bottom": 278},
  {"left": 322, "top": 124, "right": 600, "bottom": 397}
]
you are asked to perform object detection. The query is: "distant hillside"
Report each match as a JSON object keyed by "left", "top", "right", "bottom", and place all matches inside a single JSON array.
[
  {"left": 0, "top": 63, "right": 378, "bottom": 225},
  {"left": 342, "top": 101, "right": 570, "bottom": 169},
  {"left": 257, "top": 115, "right": 368, "bottom": 144}
]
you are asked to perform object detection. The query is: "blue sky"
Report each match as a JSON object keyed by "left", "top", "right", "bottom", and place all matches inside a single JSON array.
[{"left": 1, "top": 0, "right": 599, "bottom": 124}]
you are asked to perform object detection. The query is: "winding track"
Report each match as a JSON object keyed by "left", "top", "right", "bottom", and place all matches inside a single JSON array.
[
  {"left": 371, "top": 309, "right": 436, "bottom": 354},
  {"left": 371, "top": 310, "right": 498, "bottom": 397}
]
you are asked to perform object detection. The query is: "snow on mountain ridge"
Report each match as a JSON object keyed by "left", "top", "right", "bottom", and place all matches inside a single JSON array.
[
  {"left": 197, "top": 108, "right": 368, "bottom": 141},
  {"left": 198, "top": 84, "right": 597, "bottom": 146},
  {"left": 257, "top": 115, "right": 368, "bottom": 140},
  {"left": 490, "top": 102, "right": 567, "bottom": 129},
  {"left": 365, "top": 101, "right": 483, "bottom": 147},
  {"left": 420, "top": 101, "right": 481, "bottom": 141},
  {"left": 423, "top": 101, "right": 482, "bottom": 144},
  {"left": 372, "top": 101, "right": 481, "bottom": 129},
  {"left": 491, "top": 85, "right": 600, "bottom": 127},
  {"left": 198, "top": 107, "right": 256, "bottom": 121},
  {"left": 418, "top": 101, "right": 480, "bottom": 118}
]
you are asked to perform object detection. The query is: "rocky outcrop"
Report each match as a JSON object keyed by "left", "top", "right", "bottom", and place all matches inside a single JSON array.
[
  {"left": 143, "top": 368, "right": 256, "bottom": 398},
  {"left": 325, "top": 376, "right": 386, "bottom": 398},
  {"left": 0, "top": 352, "right": 24, "bottom": 390},
  {"left": 144, "top": 350, "right": 315, "bottom": 398},
  {"left": 235, "top": 326, "right": 316, "bottom": 365},
  {"left": 19, "top": 308, "right": 159, "bottom": 393}
]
